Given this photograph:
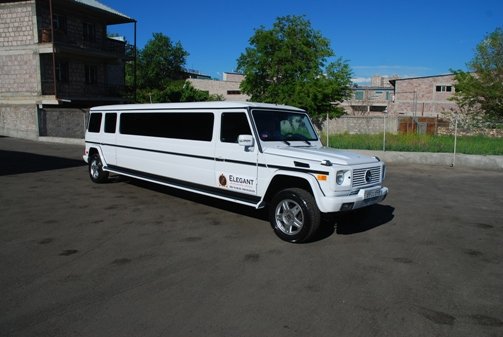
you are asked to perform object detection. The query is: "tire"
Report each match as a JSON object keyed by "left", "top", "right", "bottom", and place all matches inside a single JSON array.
[
  {"left": 269, "top": 188, "right": 321, "bottom": 243},
  {"left": 89, "top": 153, "right": 109, "bottom": 183}
]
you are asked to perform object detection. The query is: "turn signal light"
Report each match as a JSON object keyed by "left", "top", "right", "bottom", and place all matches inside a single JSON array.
[{"left": 317, "top": 175, "right": 328, "bottom": 181}]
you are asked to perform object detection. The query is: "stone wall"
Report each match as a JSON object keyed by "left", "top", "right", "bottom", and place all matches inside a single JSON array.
[{"left": 437, "top": 126, "right": 503, "bottom": 138}]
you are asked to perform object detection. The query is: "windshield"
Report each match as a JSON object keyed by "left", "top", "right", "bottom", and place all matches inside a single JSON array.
[{"left": 252, "top": 109, "right": 318, "bottom": 143}]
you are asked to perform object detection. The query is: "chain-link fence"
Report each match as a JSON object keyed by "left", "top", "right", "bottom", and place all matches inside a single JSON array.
[{"left": 321, "top": 115, "right": 503, "bottom": 165}]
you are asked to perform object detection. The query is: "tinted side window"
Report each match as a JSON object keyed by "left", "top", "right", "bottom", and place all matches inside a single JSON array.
[
  {"left": 120, "top": 113, "right": 214, "bottom": 141},
  {"left": 221, "top": 113, "right": 251, "bottom": 143},
  {"left": 104, "top": 113, "right": 117, "bottom": 133},
  {"left": 88, "top": 113, "right": 102, "bottom": 133}
]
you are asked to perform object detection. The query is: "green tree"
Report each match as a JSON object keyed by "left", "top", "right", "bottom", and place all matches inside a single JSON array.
[
  {"left": 126, "top": 33, "right": 221, "bottom": 103},
  {"left": 451, "top": 27, "right": 503, "bottom": 122},
  {"left": 138, "top": 33, "right": 188, "bottom": 89},
  {"left": 236, "top": 15, "right": 352, "bottom": 120}
]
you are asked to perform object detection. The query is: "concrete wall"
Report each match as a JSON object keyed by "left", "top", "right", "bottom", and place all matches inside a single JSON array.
[
  {"left": 38, "top": 108, "right": 88, "bottom": 138},
  {"left": 321, "top": 116, "right": 399, "bottom": 135},
  {"left": 0, "top": 105, "right": 88, "bottom": 140},
  {"left": 0, "top": 104, "right": 38, "bottom": 139}
]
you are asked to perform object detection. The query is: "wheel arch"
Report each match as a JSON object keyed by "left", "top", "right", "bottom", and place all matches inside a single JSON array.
[
  {"left": 262, "top": 172, "right": 322, "bottom": 207},
  {"left": 88, "top": 146, "right": 100, "bottom": 157},
  {"left": 87, "top": 146, "right": 107, "bottom": 166}
]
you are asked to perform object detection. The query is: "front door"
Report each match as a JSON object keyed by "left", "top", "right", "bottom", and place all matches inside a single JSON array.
[{"left": 214, "top": 112, "right": 258, "bottom": 203}]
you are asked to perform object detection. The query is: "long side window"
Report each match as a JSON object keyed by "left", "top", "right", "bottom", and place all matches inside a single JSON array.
[
  {"left": 221, "top": 113, "right": 252, "bottom": 143},
  {"left": 88, "top": 113, "right": 102, "bottom": 133},
  {"left": 120, "top": 112, "right": 214, "bottom": 141}
]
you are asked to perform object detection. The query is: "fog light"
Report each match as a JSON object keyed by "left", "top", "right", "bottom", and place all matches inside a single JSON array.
[{"left": 341, "top": 203, "right": 354, "bottom": 211}]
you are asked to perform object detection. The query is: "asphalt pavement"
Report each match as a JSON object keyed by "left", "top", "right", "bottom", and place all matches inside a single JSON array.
[{"left": 0, "top": 136, "right": 502, "bottom": 337}]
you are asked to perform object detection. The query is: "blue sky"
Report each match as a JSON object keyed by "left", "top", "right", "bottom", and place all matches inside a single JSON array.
[{"left": 103, "top": 0, "right": 502, "bottom": 84}]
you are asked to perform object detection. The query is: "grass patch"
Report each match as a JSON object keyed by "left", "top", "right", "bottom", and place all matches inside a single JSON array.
[{"left": 325, "top": 133, "right": 503, "bottom": 155}]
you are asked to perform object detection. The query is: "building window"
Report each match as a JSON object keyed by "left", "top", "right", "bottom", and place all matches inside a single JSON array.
[
  {"left": 436, "top": 85, "right": 452, "bottom": 92},
  {"left": 53, "top": 14, "right": 67, "bottom": 33},
  {"left": 354, "top": 91, "right": 364, "bottom": 100},
  {"left": 227, "top": 90, "right": 241, "bottom": 95},
  {"left": 55, "top": 61, "right": 69, "bottom": 82},
  {"left": 83, "top": 22, "right": 96, "bottom": 42},
  {"left": 85, "top": 65, "right": 97, "bottom": 84}
]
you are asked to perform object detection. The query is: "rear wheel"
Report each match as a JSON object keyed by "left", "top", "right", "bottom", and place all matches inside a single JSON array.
[
  {"left": 269, "top": 188, "right": 320, "bottom": 243},
  {"left": 89, "top": 153, "right": 109, "bottom": 183}
]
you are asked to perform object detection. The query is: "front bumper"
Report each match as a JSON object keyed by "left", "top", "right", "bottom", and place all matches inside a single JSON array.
[{"left": 317, "top": 186, "right": 389, "bottom": 213}]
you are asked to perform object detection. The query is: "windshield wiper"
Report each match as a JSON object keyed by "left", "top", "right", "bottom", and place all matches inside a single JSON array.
[
  {"left": 286, "top": 135, "right": 311, "bottom": 146},
  {"left": 282, "top": 139, "right": 291, "bottom": 146}
]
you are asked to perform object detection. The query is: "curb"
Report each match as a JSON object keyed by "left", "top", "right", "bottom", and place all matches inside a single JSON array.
[
  {"left": 38, "top": 136, "right": 85, "bottom": 146},
  {"left": 353, "top": 150, "right": 503, "bottom": 171}
]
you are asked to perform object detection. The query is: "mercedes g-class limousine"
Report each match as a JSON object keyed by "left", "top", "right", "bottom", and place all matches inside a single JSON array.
[{"left": 84, "top": 101, "right": 388, "bottom": 242}]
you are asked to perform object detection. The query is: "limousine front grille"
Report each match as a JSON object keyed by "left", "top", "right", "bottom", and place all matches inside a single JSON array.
[{"left": 352, "top": 166, "right": 381, "bottom": 188}]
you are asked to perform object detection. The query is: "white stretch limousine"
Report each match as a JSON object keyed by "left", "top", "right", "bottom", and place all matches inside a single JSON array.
[{"left": 84, "top": 102, "right": 388, "bottom": 242}]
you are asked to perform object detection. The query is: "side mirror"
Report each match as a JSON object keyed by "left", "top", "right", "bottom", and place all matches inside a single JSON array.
[{"left": 238, "top": 134, "right": 254, "bottom": 147}]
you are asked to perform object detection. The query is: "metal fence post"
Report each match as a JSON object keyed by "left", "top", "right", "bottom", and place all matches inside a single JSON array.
[
  {"left": 383, "top": 109, "right": 387, "bottom": 152},
  {"left": 451, "top": 114, "right": 458, "bottom": 167},
  {"left": 326, "top": 112, "right": 329, "bottom": 147}
]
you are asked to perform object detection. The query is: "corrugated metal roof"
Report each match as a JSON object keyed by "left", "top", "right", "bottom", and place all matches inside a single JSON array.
[{"left": 73, "top": 0, "right": 134, "bottom": 22}]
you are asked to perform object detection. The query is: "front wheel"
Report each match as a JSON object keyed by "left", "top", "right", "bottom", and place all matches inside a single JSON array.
[
  {"left": 89, "top": 153, "right": 109, "bottom": 183},
  {"left": 269, "top": 188, "right": 320, "bottom": 243}
]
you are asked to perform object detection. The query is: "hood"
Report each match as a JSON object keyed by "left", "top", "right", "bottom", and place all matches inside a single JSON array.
[{"left": 263, "top": 145, "right": 379, "bottom": 166}]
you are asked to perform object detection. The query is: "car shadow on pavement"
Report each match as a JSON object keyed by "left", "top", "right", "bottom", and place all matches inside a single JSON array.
[
  {"left": 312, "top": 204, "right": 395, "bottom": 241},
  {"left": 126, "top": 177, "right": 394, "bottom": 242},
  {"left": 335, "top": 204, "right": 395, "bottom": 235},
  {"left": 126, "top": 177, "right": 269, "bottom": 221},
  {"left": 0, "top": 150, "right": 85, "bottom": 176}
]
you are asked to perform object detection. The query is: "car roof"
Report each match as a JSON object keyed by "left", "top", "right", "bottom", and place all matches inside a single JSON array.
[{"left": 90, "top": 101, "right": 305, "bottom": 112}]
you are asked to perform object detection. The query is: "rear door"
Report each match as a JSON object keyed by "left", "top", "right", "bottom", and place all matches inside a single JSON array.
[{"left": 100, "top": 112, "right": 117, "bottom": 166}]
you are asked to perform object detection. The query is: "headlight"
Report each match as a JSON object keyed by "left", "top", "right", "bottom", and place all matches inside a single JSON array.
[
  {"left": 336, "top": 170, "right": 346, "bottom": 185},
  {"left": 382, "top": 164, "right": 387, "bottom": 180}
]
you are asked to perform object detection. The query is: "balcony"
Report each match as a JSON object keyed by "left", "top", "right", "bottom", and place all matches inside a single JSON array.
[
  {"left": 42, "top": 78, "right": 124, "bottom": 101},
  {"left": 38, "top": 28, "right": 126, "bottom": 59}
]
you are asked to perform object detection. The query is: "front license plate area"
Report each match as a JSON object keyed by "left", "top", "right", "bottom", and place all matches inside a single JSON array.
[{"left": 364, "top": 188, "right": 381, "bottom": 199}]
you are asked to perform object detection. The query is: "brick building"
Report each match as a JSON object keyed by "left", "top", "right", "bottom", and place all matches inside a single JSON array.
[
  {"left": 188, "top": 72, "right": 250, "bottom": 101},
  {"left": 388, "top": 74, "right": 458, "bottom": 117},
  {"left": 341, "top": 86, "right": 394, "bottom": 115},
  {"left": 0, "top": 0, "right": 135, "bottom": 139}
]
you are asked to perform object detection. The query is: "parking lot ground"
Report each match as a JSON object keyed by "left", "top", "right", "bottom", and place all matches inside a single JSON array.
[{"left": 0, "top": 136, "right": 502, "bottom": 337}]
